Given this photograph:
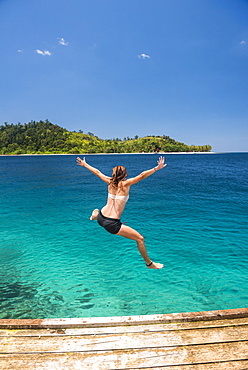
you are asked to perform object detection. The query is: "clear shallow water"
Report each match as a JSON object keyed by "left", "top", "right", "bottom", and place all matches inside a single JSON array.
[{"left": 0, "top": 153, "right": 247, "bottom": 319}]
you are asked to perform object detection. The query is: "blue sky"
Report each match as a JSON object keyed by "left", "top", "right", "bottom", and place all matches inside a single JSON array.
[{"left": 0, "top": 0, "right": 248, "bottom": 152}]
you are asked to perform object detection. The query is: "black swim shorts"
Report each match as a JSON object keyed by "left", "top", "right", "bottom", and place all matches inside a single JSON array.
[{"left": 97, "top": 211, "right": 122, "bottom": 234}]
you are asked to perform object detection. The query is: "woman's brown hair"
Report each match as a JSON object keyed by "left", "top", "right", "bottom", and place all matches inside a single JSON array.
[{"left": 110, "top": 166, "right": 127, "bottom": 187}]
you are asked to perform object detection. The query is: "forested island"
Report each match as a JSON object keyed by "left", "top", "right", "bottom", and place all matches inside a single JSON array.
[{"left": 0, "top": 120, "right": 212, "bottom": 155}]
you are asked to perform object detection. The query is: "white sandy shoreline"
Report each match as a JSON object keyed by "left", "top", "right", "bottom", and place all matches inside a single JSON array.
[{"left": 0, "top": 152, "right": 218, "bottom": 157}]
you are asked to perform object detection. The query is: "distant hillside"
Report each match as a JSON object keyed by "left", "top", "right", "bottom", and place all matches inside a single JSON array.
[{"left": 0, "top": 120, "right": 212, "bottom": 154}]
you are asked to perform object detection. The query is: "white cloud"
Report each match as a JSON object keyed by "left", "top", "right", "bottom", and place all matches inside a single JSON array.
[
  {"left": 240, "top": 40, "right": 246, "bottom": 45},
  {"left": 138, "top": 53, "right": 151, "bottom": 59},
  {"left": 58, "top": 37, "right": 69, "bottom": 46},
  {"left": 36, "top": 49, "right": 52, "bottom": 56},
  {"left": 17, "top": 49, "right": 23, "bottom": 53}
]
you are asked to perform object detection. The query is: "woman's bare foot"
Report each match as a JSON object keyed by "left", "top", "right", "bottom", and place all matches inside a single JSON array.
[
  {"left": 146, "top": 261, "right": 164, "bottom": 269},
  {"left": 90, "top": 209, "right": 99, "bottom": 220}
]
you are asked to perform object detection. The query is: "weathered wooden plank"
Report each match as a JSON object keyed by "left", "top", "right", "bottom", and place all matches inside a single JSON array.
[
  {"left": 1, "top": 309, "right": 247, "bottom": 369},
  {"left": 1, "top": 307, "right": 247, "bottom": 329},
  {"left": 0, "top": 326, "right": 248, "bottom": 353},
  {"left": 132, "top": 360, "right": 248, "bottom": 370},
  {"left": 0, "top": 342, "right": 248, "bottom": 369},
  {"left": 0, "top": 325, "right": 247, "bottom": 353},
  {"left": 1, "top": 317, "right": 247, "bottom": 337}
]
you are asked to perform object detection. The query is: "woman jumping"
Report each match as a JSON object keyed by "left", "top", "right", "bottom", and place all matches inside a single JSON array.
[{"left": 76, "top": 156, "right": 167, "bottom": 269}]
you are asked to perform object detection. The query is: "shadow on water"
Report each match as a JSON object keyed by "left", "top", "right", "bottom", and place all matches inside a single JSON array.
[
  {"left": 74, "top": 288, "right": 95, "bottom": 310},
  {"left": 0, "top": 282, "right": 36, "bottom": 300},
  {"left": 0, "top": 281, "right": 95, "bottom": 319},
  {"left": 0, "top": 281, "right": 39, "bottom": 319}
]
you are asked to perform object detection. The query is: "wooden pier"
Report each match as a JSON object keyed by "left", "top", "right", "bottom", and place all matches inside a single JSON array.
[{"left": 0, "top": 308, "right": 248, "bottom": 369}]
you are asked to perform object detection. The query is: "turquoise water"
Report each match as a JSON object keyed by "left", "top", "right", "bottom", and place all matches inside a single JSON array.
[{"left": 0, "top": 153, "right": 247, "bottom": 319}]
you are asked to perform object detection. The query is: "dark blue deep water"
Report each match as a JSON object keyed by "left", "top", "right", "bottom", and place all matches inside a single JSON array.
[{"left": 0, "top": 153, "right": 247, "bottom": 319}]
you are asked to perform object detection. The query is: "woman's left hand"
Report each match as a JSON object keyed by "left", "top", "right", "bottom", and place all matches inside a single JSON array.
[
  {"left": 76, "top": 157, "right": 86, "bottom": 166},
  {"left": 156, "top": 156, "right": 167, "bottom": 170}
]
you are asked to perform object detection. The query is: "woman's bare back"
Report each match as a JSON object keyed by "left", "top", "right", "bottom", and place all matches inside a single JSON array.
[{"left": 101, "top": 182, "right": 130, "bottom": 219}]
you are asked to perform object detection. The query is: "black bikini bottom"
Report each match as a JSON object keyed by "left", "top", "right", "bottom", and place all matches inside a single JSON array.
[{"left": 97, "top": 211, "right": 122, "bottom": 234}]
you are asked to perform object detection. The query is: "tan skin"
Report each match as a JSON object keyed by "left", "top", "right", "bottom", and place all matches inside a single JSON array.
[{"left": 76, "top": 156, "right": 167, "bottom": 269}]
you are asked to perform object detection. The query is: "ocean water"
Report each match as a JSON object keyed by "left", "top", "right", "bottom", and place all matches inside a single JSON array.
[{"left": 0, "top": 153, "right": 247, "bottom": 319}]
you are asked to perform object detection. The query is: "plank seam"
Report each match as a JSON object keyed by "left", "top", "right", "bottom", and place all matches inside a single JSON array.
[
  {"left": 1, "top": 355, "right": 248, "bottom": 370},
  {"left": 1, "top": 322, "right": 248, "bottom": 337}
]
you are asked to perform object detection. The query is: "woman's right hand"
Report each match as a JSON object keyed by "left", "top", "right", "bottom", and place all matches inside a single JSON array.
[{"left": 76, "top": 157, "right": 86, "bottom": 166}]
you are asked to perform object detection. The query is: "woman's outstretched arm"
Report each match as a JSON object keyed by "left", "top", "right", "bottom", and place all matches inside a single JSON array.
[
  {"left": 76, "top": 157, "right": 111, "bottom": 184},
  {"left": 125, "top": 156, "right": 167, "bottom": 186}
]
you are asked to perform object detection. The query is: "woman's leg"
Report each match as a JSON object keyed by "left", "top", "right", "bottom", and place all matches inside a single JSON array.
[
  {"left": 90, "top": 209, "right": 99, "bottom": 220},
  {"left": 117, "top": 224, "right": 163, "bottom": 269}
]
